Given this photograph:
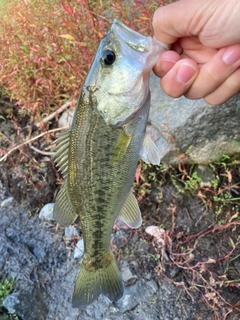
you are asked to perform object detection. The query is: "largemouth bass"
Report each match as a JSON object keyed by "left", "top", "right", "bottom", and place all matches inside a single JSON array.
[{"left": 53, "top": 19, "right": 165, "bottom": 308}]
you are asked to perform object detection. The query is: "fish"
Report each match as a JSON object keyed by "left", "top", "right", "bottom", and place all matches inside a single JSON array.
[{"left": 53, "top": 19, "right": 166, "bottom": 308}]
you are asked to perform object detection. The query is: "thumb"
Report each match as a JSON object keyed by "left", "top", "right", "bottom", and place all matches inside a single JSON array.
[{"left": 152, "top": 0, "right": 207, "bottom": 45}]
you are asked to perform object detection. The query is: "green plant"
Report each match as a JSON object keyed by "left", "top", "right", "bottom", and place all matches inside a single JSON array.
[
  {"left": 0, "top": 277, "right": 14, "bottom": 306},
  {"left": 133, "top": 161, "right": 167, "bottom": 200},
  {"left": 0, "top": 277, "right": 18, "bottom": 319},
  {"left": 8, "top": 313, "right": 19, "bottom": 320},
  {"left": 171, "top": 165, "right": 202, "bottom": 196}
]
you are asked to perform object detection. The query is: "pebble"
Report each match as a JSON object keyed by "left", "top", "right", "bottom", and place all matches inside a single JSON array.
[
  {"left": 59, "top": 109, "right": 74, "bottom": 127},
  {"left": 116, "top": 293, "right": 138, "bottom": 313},
  {"left": 196, "top": 165, "right": 216, "bottom": 187},
  {"left": 74, "top": 239, "right": 84, "bottom": 259},
  {"left": 143, "top": 273, "right": 152, "bottom": 280},
  {"left": 121, "top": 262, "right": 137, "bottom": 285},
  {"left": 1, "top": 197, "right": 14, "bottom": 207},
  {"left": 39, "top": 203, "right": 54, "bottom": 220},
  {"left": 146, "top": 280, "right": 158, "bottom": 294},
  {"left": 116, "top": 279, "right": 158, "bottom": 313},
  {"left": 65, "top": 226, "right": 79, "bottom": 239}
]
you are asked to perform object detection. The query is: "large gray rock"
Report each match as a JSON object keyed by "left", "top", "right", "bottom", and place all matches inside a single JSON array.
[{"left": 148, "top": 73, "right": 240, "bottom": 164}]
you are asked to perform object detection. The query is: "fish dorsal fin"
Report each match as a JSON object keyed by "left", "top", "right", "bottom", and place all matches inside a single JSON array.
[
  {"left": 118, "top": 191, "right": 142, "bottom": 229},
  {"left": 53, "top": 130, "right": 70, "bottom": 179},
  {"left": 112, "top": 130, "right": 132, "bottom": 165},
  {"left": 53, "top": 182, "right": 77, "bottom": 226},
  {"left": 139, "top": 134, "right": 161, "bottom": 165}
]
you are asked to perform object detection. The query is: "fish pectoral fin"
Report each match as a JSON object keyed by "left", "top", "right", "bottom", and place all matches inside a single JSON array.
[
  {"left": 53, "top": 182, "right": 77, "bottom": 226},
  {"left": 72, "top": 253, "right": 124, "bottom": 308},
  {"left": 112, "top": 130, "right": 132, "bottom": 165},
  {"left": 118, "top": 191, "right": 142, "bottom": 229},
  {"left": 53, "top": 130, "right": 70, "bottom": 179},
  {"left": 139, "top": 134, "right": 161, "bottom": 165}
]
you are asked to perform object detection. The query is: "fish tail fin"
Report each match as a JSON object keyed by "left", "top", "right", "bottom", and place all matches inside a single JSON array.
[{"left": 72, "top": 252, "right": 124, "bottom": 308}]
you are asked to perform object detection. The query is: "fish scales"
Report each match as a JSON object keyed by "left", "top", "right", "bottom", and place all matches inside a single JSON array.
[
  {"left": 53, "top": 18, "right": 166, "bottom": 308},
  {"left": 68, "top": 91, "right": 146, "bottom": 260}
]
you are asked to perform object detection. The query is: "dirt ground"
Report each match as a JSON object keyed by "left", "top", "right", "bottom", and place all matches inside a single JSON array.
[{"left": 0, "top": 99, "right": 240, "bottom": 319}]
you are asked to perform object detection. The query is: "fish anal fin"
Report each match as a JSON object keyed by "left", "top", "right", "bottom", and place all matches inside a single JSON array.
[
  {"left": 72, "top": 252, "right": 124, "bottom": 308},
  {"left": 118, "top": 191, "right": 142, "bottom": 229},
  {"left": 53, "top": 182, "right": 77, "bottom": 226},
  {"left": 139, "top": 134, "right": 161, "bottom": 165}
]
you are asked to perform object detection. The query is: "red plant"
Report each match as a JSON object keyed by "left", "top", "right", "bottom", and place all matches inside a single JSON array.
[{"left": 0, "top": 0, "right": 172, "bottom": 121}]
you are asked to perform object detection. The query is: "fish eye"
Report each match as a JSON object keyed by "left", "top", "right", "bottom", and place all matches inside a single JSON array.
[{"left": 102, "top": 50, "right": 116, "bottom": 66}]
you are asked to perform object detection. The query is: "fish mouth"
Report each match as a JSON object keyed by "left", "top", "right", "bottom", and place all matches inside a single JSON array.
[{"left": 111, "top": 19, "right": 150, "bottom": 54}]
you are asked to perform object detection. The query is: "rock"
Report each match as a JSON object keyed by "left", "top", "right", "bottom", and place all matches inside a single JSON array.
[
  {"left": 0, "top": 207, "right": 70, "bottom": 320},
  {"left": 0, "top": 197, "right": 14, "bottom": 207},
  {"left": 58, "top": 109, "right": 74, "bottom": 127},
  {"left": 116, "top": 291, "right": 139, "bottom": 313},
  {"left": 143, "top": 273, "right": 151, "bottom": 280},
  {"left": 121, "top": 262, "right": 137, "bottom": 286},
  {"left": 3, "top": 289, "right": 48, "bottom": 320},
  {"left": 147, "top": 280, "right": 158, "bottom": 293},
  {"left": 116, "top": 279, "right": 158, "bottom": 313},
  {"left": 65, "top": 226, "right": 79, "bottom": 240},
  {"left": 195, "top": 165, "right": 216, "bottom": 187},
  {"left": 148, "top": 72, "right": 240, "bottom": 164},
  {"left": 74, "top": 239, "right": 84, "bottom": 259},
  {"left": 39, "top": 203, "right": 54, "bottom": 220}
]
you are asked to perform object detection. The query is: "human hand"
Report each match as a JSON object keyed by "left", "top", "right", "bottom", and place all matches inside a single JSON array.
[{"left": 152, "top": 0, "right": 240, "bottom": 105}]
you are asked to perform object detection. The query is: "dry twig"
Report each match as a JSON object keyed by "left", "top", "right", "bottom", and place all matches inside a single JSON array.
[
  {"left": 34, "top": 99, "right": 73, "bottom": 128},
  {"left": 0, "top": 126, "right": 69, "bottom": 163}
]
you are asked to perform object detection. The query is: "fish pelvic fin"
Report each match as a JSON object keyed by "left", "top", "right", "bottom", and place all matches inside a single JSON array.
[
  {"left": 118, "top": 191, "right": 142, "bottom": 228},
  {"left": 72, "top": 252, "right": 124, "bottom": 308},
  {"left": 139, "top": 134, "right": 161, "bottom": 165},
  {"left": 53, "top": 182, "right": 77, "bottom": 226}
]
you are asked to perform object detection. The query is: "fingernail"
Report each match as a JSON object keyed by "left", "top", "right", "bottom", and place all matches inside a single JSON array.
[
  {"left": 176, "top": 63, "right": 197, "bottom": 84},
  {"left": 160, "top": 60, "right": 175, "bottom": 73},
  {"left": 222, "top": 47, "right": 240, "bottom": 65}
]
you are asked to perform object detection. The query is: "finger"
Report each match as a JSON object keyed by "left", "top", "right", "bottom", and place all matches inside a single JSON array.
[
  {"left": 152, "top": 0, "right": 240, "bottom": 48},
  {"left": 160, "top": 59, "right": 199, "bottom": 98},
  {"left": 152, "top": 0, "right": 208, "bottom": 45},
  {"left": 204, "top": 68, "right": 240, "bottom": 105},
  {"left": 185, "top": 44, "right": 240, "bottom": 100},
  {"left": 178, "top": 37, "right": 218, "bottom": 64},
  {"left": 153, "top": 51, "right": 181, "bottom": 78}
]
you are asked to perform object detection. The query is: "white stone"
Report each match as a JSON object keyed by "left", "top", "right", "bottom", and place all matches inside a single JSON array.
[
  {"left": 65, "top": 226, "right": 79, "bottom": 239},
  {"left": 1, "top": 197, "right": 14, "bottom": 207},
  {"left": 74, "top": 239, "right": 84, "bottom": 259},
  {"left": 39, "top": 203, "right": 55, "bottom": 221},
  {"left": 59, "top": 109, "right": 74, "bottom": 128}
]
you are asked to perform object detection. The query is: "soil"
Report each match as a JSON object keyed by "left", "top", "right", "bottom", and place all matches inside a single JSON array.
[{"left": 0, "top": 99, "right": 240, "bottom": 320}]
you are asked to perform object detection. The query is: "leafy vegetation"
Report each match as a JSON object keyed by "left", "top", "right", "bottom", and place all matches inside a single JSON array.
[
  {"left": 136, "top": 157, "right": 240, "bottom": 220},
  {"left": 0, "top": 276, "right": 17, "bottom": 319},
  {"left": 0, "top": 277, "right": 14, "bottom": 306},
  {"left": 0, "top": 0, "right": 171, "bottom": 123}
]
